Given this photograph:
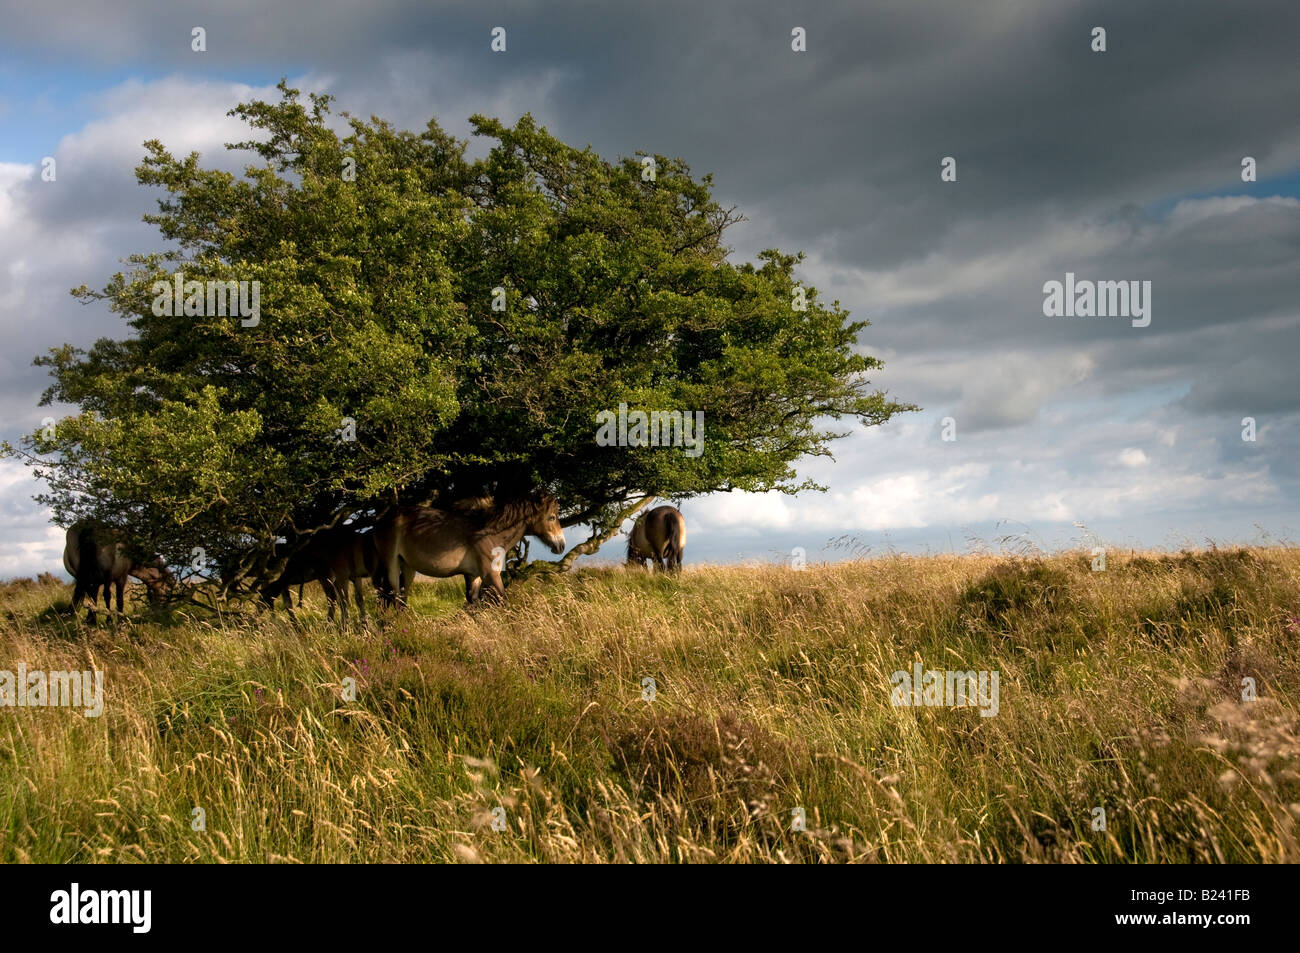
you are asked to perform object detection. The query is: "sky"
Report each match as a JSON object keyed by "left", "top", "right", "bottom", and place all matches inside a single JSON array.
[{"left": 1, "top": 0, "right": 1298, "bottom": 575}]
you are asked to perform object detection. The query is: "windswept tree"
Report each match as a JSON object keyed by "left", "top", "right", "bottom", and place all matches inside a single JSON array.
[{"left": 9, "top": 81, "right": 913, "bottom": 586}]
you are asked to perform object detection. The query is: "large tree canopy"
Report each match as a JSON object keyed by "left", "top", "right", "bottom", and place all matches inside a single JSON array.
[{"left": 12, "top": 81, "right": 914, "bottom": 585}]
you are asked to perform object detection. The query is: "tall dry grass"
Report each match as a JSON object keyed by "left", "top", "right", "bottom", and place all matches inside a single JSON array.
[{"left": 1, "top": 547, "right": 1298, "bottom": 863}]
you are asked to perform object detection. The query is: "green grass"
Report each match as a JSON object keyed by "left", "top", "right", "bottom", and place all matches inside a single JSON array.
[{"left": 2, "top": 547, "right": 1298, "bottom": 863}]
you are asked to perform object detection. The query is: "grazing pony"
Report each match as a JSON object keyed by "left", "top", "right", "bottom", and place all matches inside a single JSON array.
[
  {"left": 63, "top": 522, "right": 175, "bottom": 623},
  {"left": 627, "top": 505, "right": 686, "bottom": 573},
  {"left": 375, "top": 490, "right": 566, "bottom": 606},
  {"left": 261, "top": 525, "right": 379, "bottom": 629}
]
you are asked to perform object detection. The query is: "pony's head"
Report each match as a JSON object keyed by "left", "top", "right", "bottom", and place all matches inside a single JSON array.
[
  {"left": 523, "top": 490, "right": 566, "bottom": 555},
  {"left": 132, "top": 560, "right": 176, "bottom": 603}
]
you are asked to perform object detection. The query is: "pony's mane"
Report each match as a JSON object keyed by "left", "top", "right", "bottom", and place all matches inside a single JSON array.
[{"left": 448, "top": 492, "right": 554, "bottom": 530}]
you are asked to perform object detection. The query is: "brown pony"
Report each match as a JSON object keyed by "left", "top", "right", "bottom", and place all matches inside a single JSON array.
[
  {"left": 374, "top": 490, "right": 566, "bottom": 606},
  {"left": 262, "top": 525, "right": 379, "bottom": 629},
  {"left": 627, "top": 505, "right": 686, "bottom": 573},
  {"left": 63, "top": 522, "right": 175, "bottom": 623}
]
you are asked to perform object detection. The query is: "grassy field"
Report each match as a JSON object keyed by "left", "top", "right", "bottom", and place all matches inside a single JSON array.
[{"left": 1, "top": 546, "right": 1298, "bottom": 863}]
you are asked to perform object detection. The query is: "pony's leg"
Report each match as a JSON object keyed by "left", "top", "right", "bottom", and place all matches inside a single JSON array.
[
  {"left": 348, "top": 572, "right": 364, "bottom": 624},
  {"left": 334, "top": 578, "right": 349, "bottom": 631},
  {"left": 464, "top": 574, "right": 482, "bottom": 604},
  {"left": 72, "top": 580, "right": 91, "bottom": 622},
  {"left": 115, "top": 578, "right": 126, "bottom": 614},
  {"left": 322, "top": 579, "right": 338, "bottom": 623},
  {"left": 483, "top": 568, "right": 506, "bottom": 604},
  {"left": 332, "top": 576, "right": 351, "bottom": 631},
  {"left": 386, "top": 553, "right": 405, "bottom": 609},
  {"left": 400, "top": 561, "right": 414, "bottom": 609},
  {"left": 281, "top": 590, "right": 298, "bottom": 625},
  {"left": 88, "top": 583, "right": 103, "bottom": 623},
  {"left": 375, "top": 561, "right": 398, "bottom": 610}
]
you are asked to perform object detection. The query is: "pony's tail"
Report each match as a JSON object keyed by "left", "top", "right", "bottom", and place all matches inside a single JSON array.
[
  {"left": 664, "top": 514, "right": 686, "bottom": 568},
  {"left": 78, "top": 524, "right": 102, "bottom": 584}
]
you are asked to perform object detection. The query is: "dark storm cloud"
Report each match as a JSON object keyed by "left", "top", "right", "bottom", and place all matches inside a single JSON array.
[
  {"left": 7, "top": 0, "right": 1297, "bottom": 407},
  {"left": 11, "top": 0, "right": 1299, "bottom": 278}
]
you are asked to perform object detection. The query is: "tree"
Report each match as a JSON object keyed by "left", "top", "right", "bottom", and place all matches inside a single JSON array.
[{"left": 7, "top": 81, "right": 914, "bottom": 586}]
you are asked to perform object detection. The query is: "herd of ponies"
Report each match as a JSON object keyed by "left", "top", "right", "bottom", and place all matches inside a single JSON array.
[{"left": 60, "top": 492, "right": 687, "bottom": 627}]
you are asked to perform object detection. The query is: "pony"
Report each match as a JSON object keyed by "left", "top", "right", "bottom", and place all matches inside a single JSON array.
[
  {"left": 261, "top": 525, "right": 379, "bottom": 629},
  {"left": 627, "top": 505, "right": 686, "bottom": 573},
  {"left": 62, "top": 522, "right": 175, "bottom": 623},
  {"left": 374, "top": 490, "right": 566, "bottom": 606}
]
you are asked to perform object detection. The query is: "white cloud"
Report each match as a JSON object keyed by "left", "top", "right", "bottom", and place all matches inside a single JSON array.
[
  {"left": 0, "top": 524, "right": 65, "bottom": 578},
  {"left": 1166, "top": 194, "right": 1300, "bottom": 228}
]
